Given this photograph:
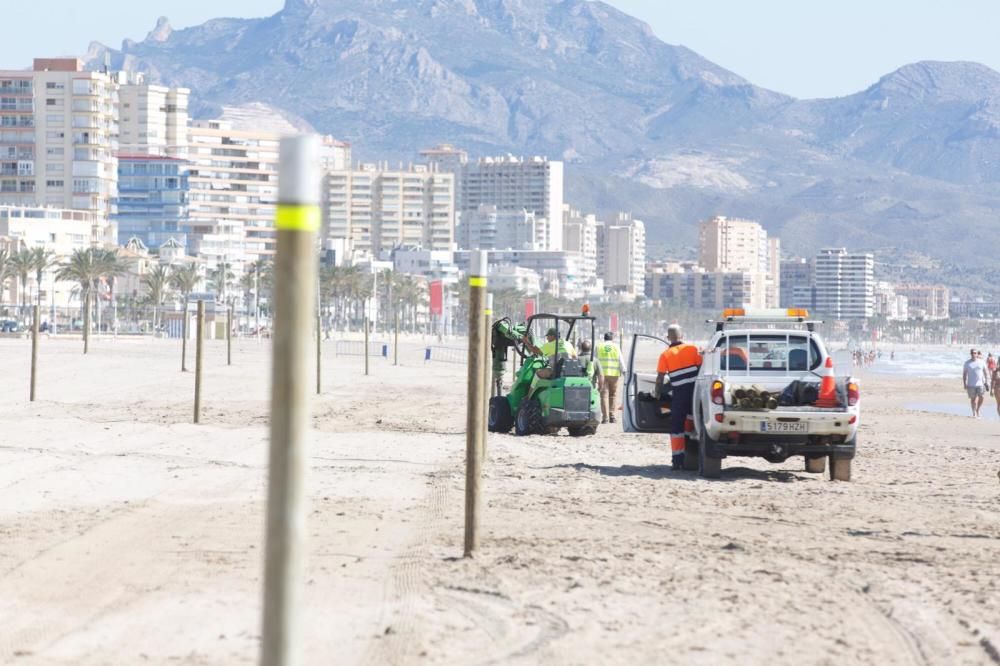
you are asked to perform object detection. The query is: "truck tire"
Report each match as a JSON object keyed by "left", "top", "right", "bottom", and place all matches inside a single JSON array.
[
  {"left": 683, "top": 438, "right": 699, "bottom": 471},
  {"left": 568, "top": 424, "right": 597, "bottom": 437},
  {"left": 698, "top": 430, "right": 722, "bottom": 479},
  {"left": 515, "top": 399, "right": 543, "bottom": 436},
  {"left": 488, "top": 396, "right": 514, "bottom": 433},
  {"left": 829, "top": 457, "right": 851, "bottom": 481},
  {"left": 805, "top": 456, "right": 826, "bottom": 473}
]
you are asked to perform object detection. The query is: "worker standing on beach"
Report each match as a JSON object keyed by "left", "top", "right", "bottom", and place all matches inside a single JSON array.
[
  {"left": 655, "top": 324, "right": 702, "bottom": 470},
  {"left": 597, "top": 332, "right": 623, "bottom": 424},
  {"left": 963, "top": 349, "right": 988, "bottom": 418}
]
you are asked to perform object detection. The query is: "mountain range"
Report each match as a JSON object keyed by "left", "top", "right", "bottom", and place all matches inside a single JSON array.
[{"left": 83, "top": 0, "right": 1000, "bottom": 289}]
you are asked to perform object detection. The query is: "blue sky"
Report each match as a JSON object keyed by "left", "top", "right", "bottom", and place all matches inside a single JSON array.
[{"left": 3, "top": 0, "right": 999, "bottom": 99}]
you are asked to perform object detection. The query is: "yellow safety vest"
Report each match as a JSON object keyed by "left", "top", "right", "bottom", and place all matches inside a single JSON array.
[
  {"left": 541, "top": 339, "right": 577, "bottom": 359},
  {"left": 597, "top": 342, "right": 621, "bottom": 377}
]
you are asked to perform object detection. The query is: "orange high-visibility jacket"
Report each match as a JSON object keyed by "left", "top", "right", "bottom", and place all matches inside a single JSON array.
[{"left": 657, "top": 343, "right": 703, "bottom": 388}]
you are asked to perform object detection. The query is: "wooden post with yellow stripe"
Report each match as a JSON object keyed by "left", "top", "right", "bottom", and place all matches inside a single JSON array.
[
  {"left": 481, "top": 291, "right": 493, "bottom": 458},
  {"left": 261, "top": 135, "right": 320, "bottom": 666},
  {"left": 464, "top": 251, "right": 488, "bottom": 557}
]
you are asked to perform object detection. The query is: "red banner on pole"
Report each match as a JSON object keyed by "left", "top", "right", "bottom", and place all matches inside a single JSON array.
[
  {"left": 525, "top": 298, "right": 536, "bottom": 319},
  {"left": 429, "top": 280, "right": 443, "bottom": 315},
  {"left": 610, "top": 312, "right": 619, "bottom": 331}
]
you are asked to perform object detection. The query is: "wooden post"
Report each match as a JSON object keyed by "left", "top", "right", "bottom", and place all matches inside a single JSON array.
[
  {"left": 194, "top": 300, "right": 204, "bottom": 424},
  {"left": 364, "top": 316, "right": 370, "bottom": 376},
  {"left": 482, "top": 293, "right": 493, "bottom": 457},
  {"left": 181, "top": 301, "right": 189, "bottom": 372},
  {"left": 464, "top": 251, "right": 488, "bottom": 557},
  {"left": 29, "top": 304, "right": 39, "bottom": 401},
  {"left": 83, "top": 291, "right": 90, "bottom": 355},
  {"left": 261, "top": 135, "right": 320, "bottom": 666},
  {"left": 316, "top": 310, "right": 322, "bottom": 395},
  {"left": 227, "top": 303, "right": 233, "bottom": 366},
  {"left": 394, "top": 309, "right": 399, "bottom": 366}
]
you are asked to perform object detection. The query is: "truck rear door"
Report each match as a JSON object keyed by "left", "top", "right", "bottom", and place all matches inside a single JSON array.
[{"left": 622, "top": 334, "right": 673, "bottom": 433}]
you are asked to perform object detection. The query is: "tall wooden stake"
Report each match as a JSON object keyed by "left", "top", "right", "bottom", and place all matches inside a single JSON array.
[
  {"left": 316, "top": 310, "right": 322, "bottom": 395},
  {"left": 194, "top": 300, "right": 204, "bottom": 424},
  {"left": 364, "top": 316, "right": 370, "bottom": 376},
  {"left": 394, "top": 309, "right": 399, "bottom": 366},
  {"left": 30, "top": 304, "right": 39, "bottom": 401},
  {"left": 227, "top": 303, "right": 233, "bottom": 366},
  {"left": 482, "top": 292, "right": 492, "bottom": 457},
  {"left": 464, "top": 251, "right": 488, "bottom": 557},
  {"left": 261, "top": 135, "right": 320, "bottom": 666}
]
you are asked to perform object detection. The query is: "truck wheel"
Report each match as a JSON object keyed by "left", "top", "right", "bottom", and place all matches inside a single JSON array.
[
  {"left": 683, "top": 438, "right": 699, "bottom": 471},
  {"left": 698, "top": 431, "right": 722, "bottom": 479},
  {"left": 515, "top": 399, "right": 543, "bottom": 436},
  {"left": 488, "top": 396, "right": 514, "bottom": 433},
  {"left": 805, "top": 456, "right": 826, "bottom": 473},
  {"left": 568, "top": 424, "right": 597, "bottom": 437},
  {"left": 829, "top": 458, "right": 851, "bottom": 481}
]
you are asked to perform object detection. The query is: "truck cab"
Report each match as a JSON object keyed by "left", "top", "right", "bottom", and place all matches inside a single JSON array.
[{"left": 623, "top": 309, "right": 860, "bottom": 480}]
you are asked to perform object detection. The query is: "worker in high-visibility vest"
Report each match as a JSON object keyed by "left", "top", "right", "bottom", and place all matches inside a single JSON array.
[
  {"left": 597, "top": 332, "right": 623, "bottom": 424},
  {"left": 655, "top": 324, "right": 703, "bottom": 470},
  {"left": 523, "top": 327, "right": 577, "bottom": 379}
]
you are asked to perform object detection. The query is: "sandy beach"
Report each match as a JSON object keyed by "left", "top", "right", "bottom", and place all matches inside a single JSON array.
[{"left": 0, "top": 336, "right": 998, "bottom": 665}]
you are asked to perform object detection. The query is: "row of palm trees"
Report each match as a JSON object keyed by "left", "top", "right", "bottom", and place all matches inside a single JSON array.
[
  {"left": 319, "top": 265, "right": 428, "bottom": 333},
  {"left": 0, "top": 247, "right": 60, "bottom": 311}
]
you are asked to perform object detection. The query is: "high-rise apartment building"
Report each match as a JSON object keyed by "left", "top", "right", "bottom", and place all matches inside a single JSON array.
[
  {"left": 0, "top": 58, "right": 118, "bottom": 220},
  {"left": 457, "top": 204, "right": 541, "bottom": 251},
  {"left": 780, "top": 258, "right": 815, "bottom": 309},
  {"left": 814, "top": 248, "right": 874, "bottom": 319},
  {"left": 699, "top": 215, "right": 780, "bottom": 306},
  {"left": 185, "top": 119, "right": 280, "bottom": 268},
  {"left": 118, "top": 76, "right": 189, "bottom": 157},
  {"left": 562, "top": 205, "right": 599, "bottom": 286},
  {"left": 115, "top": 154, "right": 190, "bottom": 250},
  {"left": 598, "top": 213, "right": 646, "bottom": 298},
  {"left": 454, "top": 155, "right": 564, "bottom": 250},
  {"left": 323, "top": 163, "right": 455, "bottom": 260},
  {"left": 893, "top": 285, "right": 949, "bottom": 320}
]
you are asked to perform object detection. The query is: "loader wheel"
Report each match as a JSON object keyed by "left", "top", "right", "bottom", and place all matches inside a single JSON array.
[
  {"left": 698, "top": 430, "right": 722, "bottom": 479},
  {"left": 805, "top": 456, "right": 826, "bottom": 473},
  {"left": 488, "top": 396, "right": 514, "bottom": 433},
  {"left": 683, "top": 438, "right": 699, "bottom": 471},
  {"left": 829, "top": 457, "right": 852, "bottom": 482},
  {"left": 515, "top": 399, "right": 543, "bottom": 436},
  {"left": 568, "top": 424, "right": 597, "bottom": 437}
]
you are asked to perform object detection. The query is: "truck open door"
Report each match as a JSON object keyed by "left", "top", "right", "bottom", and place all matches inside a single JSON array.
[{"left": 622, "top": 334, "right": 674, "bottom": 433}]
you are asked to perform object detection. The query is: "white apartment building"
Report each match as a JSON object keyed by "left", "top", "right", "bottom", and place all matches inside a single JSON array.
[
  {"left": 0, "top": 58, "right": 118, "bottom": 220},
  {"left": 894, "top": 284, "right": 949, "bottom": 320},
  {"left": 118, "top": 75, "right": 189, "bottom": 157},
  {"left": 419, "top": 144, "right": 468, "bottom": 173},
  {"left": 563, "top": 205, "right": 599, "bottom": 288},
  {"left": 490, "top": 264, "right": 542, "bottom": 295},
  {"left": 814, "top": 248, "right": 875, "bottom": 319},
  {"left": 454, "top": 155, "right": 564, "bottom": 250},
  {"left": 875, "top": 282, "right": 909, "bottom": 321},
  {"left": 454, "top": 249, "right": 590, "bottom": 300},
  {"left": 185, "top": 119, "right": 280, "bottom": 269},
  {"left": 323, "top": 162, "right": 455, "bottom": 261},
  {"left": 699, "top": 215, "right": 780, "bottom": 306},
  {"left": 646, "top": 262, "right": 770, "bottom": 310},
  {"left": 457, "top": 204, "right": 542, "bottom": 251},
  {"left": 599, "top": 213, "right": 646, "bottom": 299},
  {"left": 0, "top": 204, "right": 115, "bottom": 306}
]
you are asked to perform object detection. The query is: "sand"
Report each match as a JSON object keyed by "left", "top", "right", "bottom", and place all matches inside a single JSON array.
[{"left": 0, "top": 335, "right": 997, "bottom": 665}]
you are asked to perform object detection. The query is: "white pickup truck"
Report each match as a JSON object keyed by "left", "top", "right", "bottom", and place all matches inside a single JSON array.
[{"left": 623, "top": 310, "right": 860, "bottom": 481}]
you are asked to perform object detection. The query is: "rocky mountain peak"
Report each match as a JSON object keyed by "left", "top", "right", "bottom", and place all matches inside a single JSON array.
[{"left": 145, "top": 16, "right": 173, "bottom": 43}]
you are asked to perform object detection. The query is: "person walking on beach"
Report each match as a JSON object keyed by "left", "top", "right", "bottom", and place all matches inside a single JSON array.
[
  {"left": 597, "top": 332, "right": 623, "bottom": 424},
  {"left": 963, "top": 349, "right": 988, "bottom": 418}
]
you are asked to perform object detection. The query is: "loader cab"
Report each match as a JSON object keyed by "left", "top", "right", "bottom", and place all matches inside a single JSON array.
[{"left": 524, "top": 312, "right": 596, "bottom": 379}]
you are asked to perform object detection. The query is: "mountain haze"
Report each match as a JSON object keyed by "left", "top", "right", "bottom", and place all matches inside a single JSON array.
[{"left": 84, "top": 0, "right": 1000, "bottom": 273}]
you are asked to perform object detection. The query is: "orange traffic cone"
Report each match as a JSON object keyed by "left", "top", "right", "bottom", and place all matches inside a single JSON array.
[{"left": 815, "top": 357, "right": 839, "bottom": 408}]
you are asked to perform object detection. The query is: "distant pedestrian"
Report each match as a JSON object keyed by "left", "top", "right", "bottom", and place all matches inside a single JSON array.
[
  {"left": 597, "top": 332, "right": 623, "bottom": 424},
  {"left": 963, "top": 349, "right": 988, "bottom": 418},
  {"left": 988, "top": 352, "right": 997, "bottom": 376}
]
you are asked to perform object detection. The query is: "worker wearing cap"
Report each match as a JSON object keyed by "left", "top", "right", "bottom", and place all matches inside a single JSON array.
[
  {"left": 523, "top": 327, "right": 577, "bottom": 379},
  {"left": 597, "top": 332, "right": 623, "bottom": 424},
  {"left": 655, "top": 324, "right": 702, "bottom": 470}
]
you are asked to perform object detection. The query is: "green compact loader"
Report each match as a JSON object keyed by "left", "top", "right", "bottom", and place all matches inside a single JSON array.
[{"left": 487, "top": 310, "right": 601, "bottom": 437}]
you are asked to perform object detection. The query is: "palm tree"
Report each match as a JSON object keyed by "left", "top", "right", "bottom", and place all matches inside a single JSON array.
[
  {"left": 55, "top": 248, "right": 103, "bottom": 354},
  {"left": 0, "top": 248, "right": 11, "bottom": 307},
  {"left": 142, "top": 264, "right": 172, "bottom": 332},
  {"left": 10, "top": 249, "right": 34, "bottom": 317},
  {"left": 169, "top": 263, "right": 200, "bottom": 371},
  {"left": 209, "top": 262, "right": 236, "bottom": 302},
  {"left": 29, "top": 248, "right": 57, "bottom": 310},
  {"left": 94, "top": 249, "right": 128, "bottom": 335}
]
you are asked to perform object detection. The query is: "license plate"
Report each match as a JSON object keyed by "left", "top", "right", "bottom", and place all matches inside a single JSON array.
[{"left": 760, "top": 420, "right": 808, "bottom": 433}]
